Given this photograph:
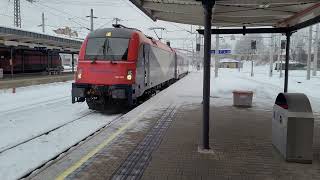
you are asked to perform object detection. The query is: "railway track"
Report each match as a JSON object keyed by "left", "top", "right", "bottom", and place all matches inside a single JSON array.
[
  {"left": 0, "top": 110, "right": 95, "bottom": 154},
  {"left": 0, "top": 96, "right": 70, "bottom": 115},
  {"left": 11, "top": 112, "right": 125, "bottom": 180}
]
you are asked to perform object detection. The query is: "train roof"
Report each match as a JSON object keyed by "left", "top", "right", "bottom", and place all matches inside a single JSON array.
[
  {"left": 88, "top": 27, "right": 173, "bottom": 52},
  {"left": 88, "top": 28, "right": 136, "bottom": 39}
]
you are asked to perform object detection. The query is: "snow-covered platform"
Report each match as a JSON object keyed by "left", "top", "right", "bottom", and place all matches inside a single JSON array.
[
  {"left": 0, "top": 73, "right": 73, "bottom": 89},
  {"left": 28, "top": 68, "right": 320, "bottom": 180}
]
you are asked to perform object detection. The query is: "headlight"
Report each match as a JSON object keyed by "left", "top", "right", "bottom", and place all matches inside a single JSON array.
[
  {"left": 127, "top": 70, "right": 133, "bottom": 80},
  {"left": 126, "top": 74, "right": 132, "bottom": 80},
  {"left": 77, "top": 69, "right": 82, "bottom": 79}
]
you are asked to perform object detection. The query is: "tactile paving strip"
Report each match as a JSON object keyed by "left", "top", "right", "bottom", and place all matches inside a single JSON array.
[{"left": 111, "top": 105, "right": 177, "bottom": 180}]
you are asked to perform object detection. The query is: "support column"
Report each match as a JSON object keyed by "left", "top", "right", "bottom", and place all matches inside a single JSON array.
[
  {"left": 313, "top": 24, "right": 319, "bottom": 76},
  {"left": 22, "top": 50, "right": 25, "bottom": 73},
  {"left": 214, "top": 26, "right": 219, "bottom": 78},
  {"left": 10, "top": 47, "right": 13, "bottom": 78},
  {"left": 202, "top": 0, "right": 215, "bottom": 150},
  {"left": 307, "top": 26, "right": 312, "bottom": 80},
  {"left": 196, "top": 32, "right": 201, "bottom": 69},
  {"left": 276, "top": 35, "right": 281, "bottom": 72},
  {"left": 279, "top": 37, "right": 283, "bottom": 78},
  {"left": 71, "top": 53, "right": 75, "bottom": 73},
  {"left": 269, "top": 34, "right": 274, "bottom": 77},
  {"left": 284, "top": 32, "right": 291, "bottom": 93},
  {"left": 47, "top": 50, "right": 50, "bottom": 74}
]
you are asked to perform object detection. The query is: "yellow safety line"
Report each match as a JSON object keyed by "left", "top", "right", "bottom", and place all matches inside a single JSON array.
[{"left": 56, "top": 110, "right": 146, "bottom": 180}]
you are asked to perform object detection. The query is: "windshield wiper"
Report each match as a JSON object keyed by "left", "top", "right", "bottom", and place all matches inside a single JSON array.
[
  {"left": 91, "top": 56, "right": 97, "bottom": 64},
  {"left": 105, "top": 38, "right": 117, "bottom": 63}
]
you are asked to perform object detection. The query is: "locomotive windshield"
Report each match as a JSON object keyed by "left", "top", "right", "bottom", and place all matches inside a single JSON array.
[{"left": 85, "top": 37, "right": 129, "bottom": 61}]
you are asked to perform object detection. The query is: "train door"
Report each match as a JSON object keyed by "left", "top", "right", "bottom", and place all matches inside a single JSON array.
[{"left": 143, "top": 45, "right": 150, "bottom": 87}]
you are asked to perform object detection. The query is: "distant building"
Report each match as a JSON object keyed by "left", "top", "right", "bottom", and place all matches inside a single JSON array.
[
  {"left": 219, "top": 58, "right": 241, "bottom": 68},
  {"left": 274, "top": 60, "right": 306, "bottom": 70},
  {"left": 53, "top": 27, "right": 78, "bottom": 37}
]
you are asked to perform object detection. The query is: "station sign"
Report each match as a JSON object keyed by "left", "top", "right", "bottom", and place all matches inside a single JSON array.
[{"left": 210, "top": 49, "right": 231, "bottom": 54}]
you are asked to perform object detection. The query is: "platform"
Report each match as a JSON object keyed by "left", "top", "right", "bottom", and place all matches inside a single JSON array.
[
  {"left": 0, "top": 73, "right": 74, "bottom": 89},
  {"left": 30, "top": 71, "right": 320, "bottom": 180}
]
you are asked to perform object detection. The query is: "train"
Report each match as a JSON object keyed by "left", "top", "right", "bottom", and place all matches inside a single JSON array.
[
  {"left": 71, "top": 25, "right": 189, "bottom": 111},
  {"left": 0, "top": 48, "right": 61, "bottom": 73}
]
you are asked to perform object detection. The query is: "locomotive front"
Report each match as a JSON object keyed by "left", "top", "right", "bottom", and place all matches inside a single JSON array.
[{"left": 72, "top": 28, "right": 139, "bottom": 111}]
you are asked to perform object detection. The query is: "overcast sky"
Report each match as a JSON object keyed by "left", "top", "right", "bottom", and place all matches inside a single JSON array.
[{"left": 0, "top": 0, "right": 198, "bottom": 50}]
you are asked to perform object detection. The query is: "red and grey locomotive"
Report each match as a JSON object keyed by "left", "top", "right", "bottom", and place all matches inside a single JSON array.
[{"left": 72, "top": 25, "right": 188, "bottom": 111}]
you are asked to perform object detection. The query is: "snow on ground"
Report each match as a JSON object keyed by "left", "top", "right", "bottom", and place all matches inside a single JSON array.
[
  {"left": 0, "top": 113, "right": 119, "bottom": 180},
  {"left": 239, "top": 62, "right": 320, "bottom": 112},
  {"left": 0, "top": 81, "right": 121, "bottom": 180},
  {"left": 0, "top": 62, "right": 320, "bottom": 179},
  {"left": 0, "top": 81, "right": 73, "bottom": 113}
]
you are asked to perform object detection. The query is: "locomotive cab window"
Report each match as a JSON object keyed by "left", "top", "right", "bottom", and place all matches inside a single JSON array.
[{"left": 85, "top": 37, "right": 129, "bottom": 61}]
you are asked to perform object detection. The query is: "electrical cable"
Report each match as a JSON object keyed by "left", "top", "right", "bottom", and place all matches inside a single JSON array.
[
  {"left": 96, "top": 19, "right": 114, "bottom": 29},
  {"left": 28, "top": 2, "right": 90, "bottom": 29},
  {"left": 36, "top": 1, "right": 90, "bottom": 23}
]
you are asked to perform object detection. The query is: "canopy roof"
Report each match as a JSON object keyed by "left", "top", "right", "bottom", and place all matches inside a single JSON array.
[
  {"left": 0, "top": 26, "right": 82, "bottom": 52},
  {"left": 129, "top": 0, "right": 320, "bottom": 28}
]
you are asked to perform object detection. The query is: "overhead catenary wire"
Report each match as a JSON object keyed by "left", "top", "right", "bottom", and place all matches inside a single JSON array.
[
  {"left": 16, "top": 2, "right": 90, "bottom": 36},
  {"left": 35, "top": 2, "right": 90, "bottom": 23},
  {"left": 7, "top": 0, "right": 91, "bottom": 29},
  {"left": 27, "top": 2, "right": 90, "bottom": 29},
  {"left": 40, "top": 0, "right": 129, "bottom": 7},
  {"left": 96, "top": 19, "right": 115, "bottom": 29}
]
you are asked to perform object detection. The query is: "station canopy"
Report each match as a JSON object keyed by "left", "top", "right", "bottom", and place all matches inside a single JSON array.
[
  {"left": 129, "top": 0, "right": 320, "bottom": 28},
  {"left": 0, "top": 26, "right": 82, "bottom": 53}
]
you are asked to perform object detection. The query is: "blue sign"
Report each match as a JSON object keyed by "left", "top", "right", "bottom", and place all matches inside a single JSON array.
[{"left": 210, "top": 49, "right": 231, "bottom": 54}]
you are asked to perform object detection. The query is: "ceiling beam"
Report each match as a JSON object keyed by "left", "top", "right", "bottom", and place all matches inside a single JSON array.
[
  {"left": 129, "top": 0, "right": 156, "bottom": 21},
  {"left": 197, "top": 27, "right": 289, "bottom": 35},
  {"left": 277, "top": 2, "right": 320, "bottom": 27},
  {"left": 290, "top": 14, "right": 320, "bottom": 31},
  {"left": 143, "top": 1, "right": 295, "bottom": 17},
  {"left": 216, "top": 0, "right": 317, "bottom": 6}
]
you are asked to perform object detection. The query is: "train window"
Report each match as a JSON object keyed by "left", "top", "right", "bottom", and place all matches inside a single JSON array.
[{"left": 85, "top": 37, "right": 129, "bottom": 61}]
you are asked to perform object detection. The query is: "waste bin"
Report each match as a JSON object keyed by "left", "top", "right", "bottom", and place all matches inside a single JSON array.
[
  {"left": 272, "top": 93, "right": 314, "bottom": 163},
  {"left": 232, "top": 90, "right": 253, "bottom": 107},
  {"left": 0, "top": 68, "right": 3, "bottom": 79}
]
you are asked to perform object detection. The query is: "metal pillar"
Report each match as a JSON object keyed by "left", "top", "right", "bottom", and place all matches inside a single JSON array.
[
  {"left": 41, "top": 12, "right": 45, "bottom": 33},
  {"left": 22, "top": 50, "right": 25, "bottom": 73},
  {"left": 71, "top": 53, "right": 75, "bottom": 73},
  {"left": 276, "top": 36, "right": 280, "bottom": 72},
  {"left": 14, "top": 0, "right": 21, "bottom": 28},
  {"left": 10, "top": 47, "right": 13, "bottom": 78},
  {"left": 284, "top": 32, "right": 291, "bottom": 92},
  {"left": 202, "top": 0, "right": 215, "bottom": 150},
  {"left": 269, "top": 34, "right": 274, "bottom": 77},
  {"left": 313, "top": 24, "right": 319, "bottom": 76},
  {"left": 279, "top": 37, "right": 283, "bottom": 78},
  {"left": 196, "top": 32, "right": 201, "bottom": 69},
  {"left": 251, "top": 55, "right": 254, "bottom": 77},
  {"left": 307, "top": 26, "right": 312, "bottom": 80},
  {"left": 50, "top": 51, "right": 53, "bottom": 68},
  {"left": 86, "top": 9, "right": 97, "bottom": 31},
  {"left": 47, "top": 50, "right": 50, "bottom": 74},
  {"left": 214, "top": 26, "right": 219, "bottom": 78},
  {"left": 90, "top": 9, "right": 94, "bottom": 31}
]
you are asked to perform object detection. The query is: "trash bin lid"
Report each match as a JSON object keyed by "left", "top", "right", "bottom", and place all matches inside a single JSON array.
[
  {"left": 232, "top": 90, "right": 253, "bottom": 94},
  {"left": 275, "top": 93, "right": 312, "bottom": 112}
]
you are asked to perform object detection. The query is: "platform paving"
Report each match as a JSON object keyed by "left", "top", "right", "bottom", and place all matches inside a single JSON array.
[
  {"left": 141, "top": 104, "right": 320, "bottom": 180},
  {"left": 60, "top": 101, "right": 320, "bottom": 180},
  {"left": 30, "top": 71, "right": 320, "bottom": 180}
]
